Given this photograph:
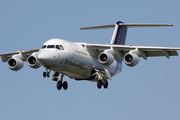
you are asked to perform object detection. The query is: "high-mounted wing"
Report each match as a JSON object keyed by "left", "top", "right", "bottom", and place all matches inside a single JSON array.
[
  {"left": 85, "top": 43, "right": 180, "bottom": 60},
  {"left": 0, "top": 48, "right": 41, "bottom": 71},
  {"left": 0, "top": 48, "right": 40, "bottom": 62}
]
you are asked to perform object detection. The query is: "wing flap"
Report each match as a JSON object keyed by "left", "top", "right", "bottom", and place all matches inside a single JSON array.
[{"left": 145, "top": 50, "right": 178, "bottom": 57}]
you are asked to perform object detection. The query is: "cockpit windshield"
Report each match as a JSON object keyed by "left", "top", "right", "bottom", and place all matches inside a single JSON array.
[
  {"left": 42, "top": 45, "right": 46, "bottom": 49},
  {"left": 47, "top": 45, "right": 55, "bottom": 48},
  {"left": 42, "top": 45, "right": 64, "bottom": 50},
  {"left": 55, "top": 45, "right": 64, "bottom": 50},
  {"left": 60, "top": 45, "right": 64, "bottom": 50},
  {"left": 56, "top": 45, "right": 60, "bottom": 50}
]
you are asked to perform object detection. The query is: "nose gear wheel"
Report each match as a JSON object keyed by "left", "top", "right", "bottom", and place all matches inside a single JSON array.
[{"left": 43, "top": 68, "right": 51, "bottom": 78}]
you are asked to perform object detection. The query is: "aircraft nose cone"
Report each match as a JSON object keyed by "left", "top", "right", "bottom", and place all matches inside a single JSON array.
[
  {"left": 37, "top": 50, "right": 49, "bottom": 64},
  {"left": 37, "top": 53, "right": 43, "bottom": 60},
  {"left": 37, "top": 52, "right": 44, "bottom": 61},
  {"left": 37, "top": 50, "right": 57, "bottom": 67}
]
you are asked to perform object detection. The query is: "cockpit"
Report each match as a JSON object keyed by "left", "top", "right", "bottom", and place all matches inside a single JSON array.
[{"left": 41, "top": 45, "right": 64, "bottom": 50}]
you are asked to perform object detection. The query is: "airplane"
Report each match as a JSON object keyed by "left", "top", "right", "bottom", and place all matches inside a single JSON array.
[{"left": 0, "top": 21, "right": 180, "bottom": 90}]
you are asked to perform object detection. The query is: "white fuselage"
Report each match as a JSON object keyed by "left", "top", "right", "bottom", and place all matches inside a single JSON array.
[{"left": 37, "top": 39, "right": 122, "bottom": 81}]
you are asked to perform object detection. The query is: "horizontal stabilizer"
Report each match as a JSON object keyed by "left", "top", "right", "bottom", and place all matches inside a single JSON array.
[
  {"left": 80, "top": 24, "right": 115, "bottom": 30},
  {"left": 80, "top": 23, "right": 173, "bottom": 30}
]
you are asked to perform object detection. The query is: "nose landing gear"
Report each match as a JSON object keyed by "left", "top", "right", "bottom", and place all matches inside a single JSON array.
[
  {"left": 43, "top": 68, "right": 51, "bottom": 78},
  {"left": 43, "top": 71, "right": 50, "bottom": 77}
]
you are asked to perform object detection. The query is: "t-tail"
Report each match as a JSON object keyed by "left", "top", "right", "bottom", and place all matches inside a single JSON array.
[{"left": 80, "top": 21, "right": 173, "bottom": 46}]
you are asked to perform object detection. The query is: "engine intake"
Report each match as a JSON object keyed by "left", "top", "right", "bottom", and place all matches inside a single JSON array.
[
  {"left": 124, "top": 53, "right": 140, "bottom": 67},
  {"left": 27, "top": 53, "right": 41, "bottom": 69},
  {"left": 98, "top": 52, "right": 114, "bottom": 66},
  {"left": 8, "top": 57, "right": 24, "bottom": 71}
]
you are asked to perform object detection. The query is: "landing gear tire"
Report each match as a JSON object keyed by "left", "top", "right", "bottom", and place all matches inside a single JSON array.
[
  {"left": 103, "top": 80, "right": 108, "bottom": 89},
  {"left": 56, "top": 74, "right": 68, "bottom": 91},
  {"left": 57, "top": 81, "right": 62, "bottom": 90},
  {"left": 63, "top": 81, "right": 68, "bottom": 90},
  {"left": 97, "top": 80, "right": 102, "bottom": 89},
  {"left": 43, "top": 72, "right": 47, "bottom": 78},
  {"left": 47, "top": 72, "right": 50, "bottom": 77}
]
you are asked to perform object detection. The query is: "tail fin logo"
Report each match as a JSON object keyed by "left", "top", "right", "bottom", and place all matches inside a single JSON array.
[
  {"left": 114, "top": 21, "right": 127, "bottom": 45},
  {"left": 116, "top": 29, "right": 122, "bottom": 45}
]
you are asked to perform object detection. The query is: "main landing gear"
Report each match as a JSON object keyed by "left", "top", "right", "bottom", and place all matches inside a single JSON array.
[
  {"left": 56, "top": 74, "right": 68, "bottom": 90},
  {"left": 43, "top": 70, "right": 68, "bottom": 90},
  {"left": 52, "top": 72, "right": 68, "bottom": 90},
  {"left": 97, "top": 80, "right": 108, "bottom": 89}
]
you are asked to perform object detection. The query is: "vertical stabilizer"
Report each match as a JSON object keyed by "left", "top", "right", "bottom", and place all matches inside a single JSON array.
[{"left": 110, "top": 21, "right": 127, "bottom": 45}]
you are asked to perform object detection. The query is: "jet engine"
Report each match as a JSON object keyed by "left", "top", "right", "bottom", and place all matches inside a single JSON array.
[
  {"left": 98, "top": 52, "right": 114, "bottom": 66},
  {"left": 123, "top": 53, "right": 140, "bottom": 67},
  {"left": 27, "top": 53, "right": 41, "bottom": 69},
  {"left": 7, "top": 57, "right": 24, "bottom": 71}
]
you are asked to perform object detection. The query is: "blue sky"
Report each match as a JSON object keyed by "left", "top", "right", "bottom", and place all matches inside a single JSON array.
[{"left": 0, "top": 0, "right": 180, "bottom": 120}]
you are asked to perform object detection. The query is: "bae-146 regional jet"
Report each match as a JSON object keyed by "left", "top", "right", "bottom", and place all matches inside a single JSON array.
[{"left": 0, "top": 21, "right": 180, "bottom": 90}]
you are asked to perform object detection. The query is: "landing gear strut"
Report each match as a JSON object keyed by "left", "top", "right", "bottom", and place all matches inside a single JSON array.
[
  {"left": 97, "top": 80, "right": 108, "bottom": 89},
  {"left": 56, "top": 74, "right": 68, "bottom": 90},
  {"left": 52, "top": 72, "right": 59, "bottom": 81}
]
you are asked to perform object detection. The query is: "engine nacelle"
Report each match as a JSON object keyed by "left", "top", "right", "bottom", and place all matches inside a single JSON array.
[
  {"left": 7, "top": 57, "right": 24, "bottom": 71},
  {"left": 98, "top": 52, "right": 114, "bottom": 66},
  {"left": 124, "top": 53, "right": 140, "bottom": 67},
  {"left": 27, "top": 53, "right": 41, "bottom": 69}
]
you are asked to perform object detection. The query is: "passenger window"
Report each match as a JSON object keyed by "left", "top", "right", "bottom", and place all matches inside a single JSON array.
[
  {"left": 60, "top": 45, "right": 64, "bottom": 50},
  {"left": 47, "top": 45, "right": 55, "bottom": 48},
  {"left": 42, "top": 45, "right": 46, "bottom": 49},
  {"left": 56, "top": 45, "right": 60, "bottom": 50}
]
